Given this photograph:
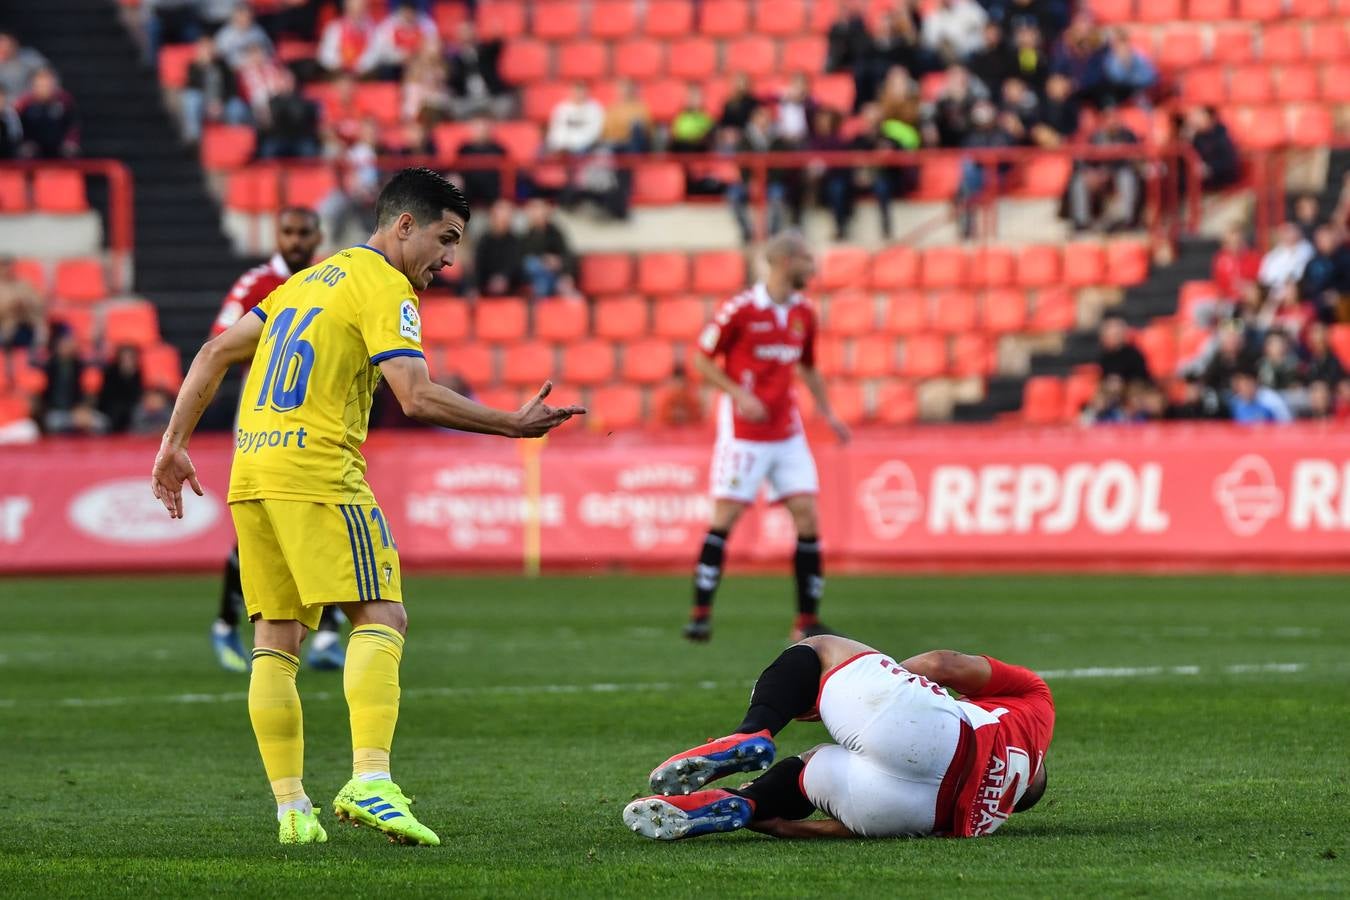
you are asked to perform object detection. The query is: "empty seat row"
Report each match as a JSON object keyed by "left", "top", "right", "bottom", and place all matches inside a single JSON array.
[
  {"left": 519, "top": 74, "right": 854, "bottom": 124},
  {"left": 823, "top": 288, "right": 1078, "bottom": 337},
  {"left": 1091, "top": 0, "right": 1348, "bottom": 24},
  {"left": 1125, "top": 20, "right": 1350, "bottom": 68},
  {"left": 9, "top": 257, "right": 110, "bottom": 304},
  {"left": 476, "top": 0, "right": 835, "bottom": 43},
  {"left": 1180, "top": 63, "right": 1350, "bottom": 106},
  {"left": 0, "top": 169, "right": 89, "bottom": 214},
  {"left": 502, "top": 35, "right": 827, "bottom": 84}
]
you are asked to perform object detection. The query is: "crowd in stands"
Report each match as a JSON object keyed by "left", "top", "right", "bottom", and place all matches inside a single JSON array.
[{"left": 0, "top": 32, "right": 80, "bottom": 159}]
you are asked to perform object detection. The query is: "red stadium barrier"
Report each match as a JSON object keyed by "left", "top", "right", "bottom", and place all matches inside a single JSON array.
[{"left": 5, "top": 424, "right": 1350, "bottom": 574}]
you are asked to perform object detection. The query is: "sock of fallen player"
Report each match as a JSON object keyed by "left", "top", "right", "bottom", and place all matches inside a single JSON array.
[
  {"left": 734, "top": 644, "right": 820, "bottom": 736},
  {"left": 730, "top": 757, "right": 815, "bottom": 821}
]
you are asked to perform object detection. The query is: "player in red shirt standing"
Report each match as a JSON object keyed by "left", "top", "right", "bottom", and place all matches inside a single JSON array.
[
  {"left": 209, "top": 207, "right": 336, "bottom": 674},
  {"left": 624, "top": 633, "right": 1055, "bottom": 841},
  {"left": 684, "top": 230, "right": 851, "bottom": 643}
]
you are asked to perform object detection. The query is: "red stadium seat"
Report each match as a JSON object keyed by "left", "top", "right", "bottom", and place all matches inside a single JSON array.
[
  {"left": 439, "top": 343, "right": 495, "bottom": 384},
  {"left": 755, "top": 0, "right": 805, "bottom": 35},
  {"left": 419, "top": 300, "right": 470, "bottom": 344},
  {"left": 1107, "top": 241, "right": 1150, "bottom": 286},
  {"left": 470, "top": 385, "right": 520, "bottom": 410},
  {"left": 691, "top": 250, "right": 747, "bottom": 296},
  {"left": 646, "top": 0, "right": 694, "bottom": 37},
  {"left": 825, "top": 379, "right": 866, "bottom": 425},
  {"left": 9, "top": 351, "right": 46, "bottom": 395},
  {"left": 581, "top": 254, "right": 633, "bottom": 295},
  {"left": 1137, "top": 0, "right": 1182, "bottom": 22},
  {"left": 353, "top": 82, "right": 399, "bottom": 125},
  {"left": 1211, "top": 26, "right": 1255, "bottom": 64},
  {"left": 1275, "top": 66, "right": 1319, "bottom": 103},
  {"left": 593, "top": 296, "right": 649, "bottom": 340},
  {"left": 920, "top": 246, "right": 969, "bottom": 290},
  {"left": 501, "top": 341, "right": 557, "bottom": 386},
  {"left": 969, "top": 247, "right": 1016, "bottom": 288},
  {"left": 1290, "top": 106, "right": 1333, "bottom": 147},
  {"left": 1260, "top": 25, "right": 1305, "bottom": 64},
  {"left": 157, "top": 44, "right": 195, "bottom": 88},
  {"left": 1029, "top": 287, "right": 1077, "bottom": 333},
  {"left": 54, "top": 259, "right": 108, "bottom": 304},
  {"left": 813, "top": 335, "right": 846, "bottom": 376},
  {"left": 1289, "top": 0, "right": 1334, "bottom": 13},
  {"left": 1329, "top": 324, "right": 1350, "bottom": 368},
  {"left": 1157, "top": 30, "right": 1205, "bottom": 72},
  {"left": 622, "top": 338, "right": 676, "bottom": 383},
  {"left": 668, "top": 38, "right": 717, "bottom": 81},
  {"left": 614, "top": 39, "right": 665, "bottom": 81},
  {"left": 825, "top": 291, "right": 875, "bottom": 336},
  {"left": 1016, "top": 246, "right": 1061, "bottom": 289},
  {"left": 1022, "top": 376, "right": 1065, "bottom": 424},
  {"left": 1309, "top": 22, "right": 1349, "bottom": 62},
  {"left": 1228, "top": 67, "right": 1273, "bottom": 104},
  {"left": 473, "top": 297, "right": 529, "bottom": 342},
  {"left": 523, "top": 82, "right": 569, "bottom": 122},
  {"left": 950, "top": 333, "right": 995, "bottom": 377},
  {"left": 638, "top": 253, "right": 690, "bottom": 295},
  {"left": 591, "top": 383, "right": 644, "bottom": 429},
  {"left": 282, "top": 165, "right": 337, "bottom": 208},
  {"left": 884, "top": 291, "right": 927, "bottom": 335},
  {"left": 1062, "top": 242, "right": 1107, "bottom": 287},
  {"left": 1180, "top": 66, "right": 1227, "bottom": 106},
  {"left": 475, "top": 1, "right": 526, "bottom": 39},
  {"left": 493, "top": 121, "right": 542, "bottom": 163},
  {"left": 534, "top": 1, "right": 584, "bottom": 40},
  {"left": 200, "top": 125, "right": 256, "bottom": 171},
  {"left": 1063, "top": 368, "right": 1100, "bottom": 420},
  {"left": 641, "top": 79, "right": 686, "bottom": 120},
  {"left": 12, "top": 259, "right": 47, "bottom": 295},
  {"left": 1087, "top": 0, "right": 1133, "bottom": 22},
  {"left": 818, "top": 247, "right": 870, "bottom": 292},
  {"left": 699, "top": 0, "right": 749, "bottom": 36},
  {"left": 875, "top": 379, "right": 917, "bottom": 425},
  {"left": 912, "top": 157, "right": 962, "bottom": 200},
  {"left": 500, "top": 39, "right": 549, "bottom": 84},
  {"left": 32, "top": 170, "right": 87, "bottom": 213},
  {"left": 813, "top": 74, "right": 855, "bottom": 113},
  {"left": 653, "top": 296, "right": 706, "bottom": 339},
  {"left": 561, "top": 339, "right": 616, "bottom": 384},
  {"left": 1237, "top": 0, "right": 1281, "bottom": 19},
  {"left": 534, "top": 299, "right": 589, "bottom": 342},
  {"left": 1015, "top": 154, "right": 1072, "bottom": 198},
  {"left": 851, "top": 334, "right": 897, "bottom": 377},
  {"left": 981, "top": 288, "right": 1028, "bottom": 334},
  {"left": 781, "top": 36, "right": 828, "bottom": 75},
  {"left": 870, "top": 246, "right": 920, "bottom": 290},
  {"left": 50, "top": 305, "right": 94, "bottom": 347},
  {"left": 1135, "top": 325, "right": 1178, "bottom": 379},
  {"left": 432, "top": 4, "right": 469, "bottom": 41},
  {"left": 1187, "top": 0, "right": 1231, "bottom": 17},
  {"left": 1224, "top": 105, "right": 1287, "bottom": 149},
  {"left": 930, "top": 291, "right": 979, "bottom": 335},
  {"left": 101, "top": 300, "right": 160, "bottom": 349},
  {"left": 0, "top": 170, "right": 27, "bottom": 212},
  {"left": 632, "top": 163, "right": 685, "bottom": 204},
  {"left": 226, "top": 167, "right": 280, "bottom": 212},
  {"left": 725, "top": 36, "right": 777, "bottom": 77},
  {"left": 900, "top": 334, "right": 947, "bottom": 378},
  {"left": 1322, "top": 64, "right": 1350, "bottom": 103},
  {"left": 589, "top": 0, "right": 638, "bottom": 38},
  {"left": 140, "top": 343, "right": 183, "bottom": 391}
]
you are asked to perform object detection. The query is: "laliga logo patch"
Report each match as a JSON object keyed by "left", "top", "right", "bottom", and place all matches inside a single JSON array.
[
  {"left": 858, "top": 461, "right": 923, "bottom": 539},
  {"left": 1213, "top": 454, "right": 1283, "bottom": 537},
  {"left": 399, "top": 299, "right": 420, "bottom": 341}
]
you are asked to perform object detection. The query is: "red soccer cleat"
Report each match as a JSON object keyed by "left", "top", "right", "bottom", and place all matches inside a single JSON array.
[
  {"left": 648, "top": 730, "right": 775, "bottom": 795},
  {"left": 622, "top": 789, "right": 754, "bottom": 841}
]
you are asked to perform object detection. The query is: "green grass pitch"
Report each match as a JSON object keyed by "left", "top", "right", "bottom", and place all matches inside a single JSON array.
[{"left": 2, "top": 573, "right": 1347, "bottom": 897}]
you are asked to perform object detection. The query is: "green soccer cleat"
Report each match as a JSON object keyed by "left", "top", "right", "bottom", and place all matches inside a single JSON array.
[
  {"left": 333, "top": 778, "right": 441, "bottom": 846},
  {"left": 278, "top": 807, "right": 328, "bottom": 845}
]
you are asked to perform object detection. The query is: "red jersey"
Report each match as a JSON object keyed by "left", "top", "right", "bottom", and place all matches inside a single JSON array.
[
  {"left": 698, "top": 283, "right": 817, "bottom": 442},
  {"left": 949, "top": 657, "right": 1056, "bottom": 837},
  {"left": 210, "top": 254, "right": 292, "bottom": 337}
]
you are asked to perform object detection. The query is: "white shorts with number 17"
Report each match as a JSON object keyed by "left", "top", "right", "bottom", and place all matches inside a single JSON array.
[{"left": 710, "top": 432, "right": 819, "bottom": 504}]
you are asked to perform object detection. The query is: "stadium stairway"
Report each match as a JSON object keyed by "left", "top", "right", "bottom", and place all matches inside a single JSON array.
[{"left": 0, "top": 0, "right": 244, "bottom": 353}]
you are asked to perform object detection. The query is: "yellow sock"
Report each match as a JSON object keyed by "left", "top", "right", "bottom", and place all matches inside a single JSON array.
[
  {"left": 248, "top": 648, "right": 306, "bottom": 805},
  {"left": 345, "top": 624, "right": 404, "bottom": 778}
]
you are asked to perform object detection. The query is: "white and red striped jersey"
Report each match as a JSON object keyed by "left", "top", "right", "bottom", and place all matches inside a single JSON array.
[
  {"left": 210, "top": 254, "right": 293, "bottom": 337},
  {"left": 698, "top": 282, "right": 817, "bottom": 442}
]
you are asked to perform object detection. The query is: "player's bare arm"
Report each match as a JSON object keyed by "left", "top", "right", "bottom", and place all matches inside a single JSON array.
[
  {"left": 692, "top": 351, "right": 767, "bottom": 422},
  {"left": 379, "top": 354, "right": 586, "bottom": 437},
  {"left": 899, "top": 649, "right": 994, "bottom": 697},
  {"left": 151, "top": 312, "right": 265, "bottom": 518},
  {"left": 747, "top": 816, "right": 855, "bottom": 839},
  {"left": 796, "top": 363, "right": 851, "bottom": 444}
]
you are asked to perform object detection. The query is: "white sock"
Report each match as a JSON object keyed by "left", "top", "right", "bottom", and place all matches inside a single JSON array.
[
  {"left": 311, "top": 630, "right": 339, "bottom": 652},
  {"left": 356, "top": 771, "right": 391, "bottom": 782},
  {"left": 211, "top": 619, "right": 234, "bottom": 637},
  {"left": 276, "top": 796, "right": 313, "bottom": 821}
]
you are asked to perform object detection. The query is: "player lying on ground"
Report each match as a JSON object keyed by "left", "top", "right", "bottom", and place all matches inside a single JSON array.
[
  {"left": 623, "top": 634, "right": 1054, "bottom": 840},
  {"left": 152, "top": 167, "right": 585, "bottom": 846}
]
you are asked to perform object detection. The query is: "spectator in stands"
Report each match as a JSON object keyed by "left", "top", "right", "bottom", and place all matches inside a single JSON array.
[
  {"left": 318, "top": 0, "right": 377, "bottom": 77},
  {"left": 237, "top": 44, "right": 290, "bottom": 130},
  {"left": 1009, "top": 23, "right": 1049, "bottom": 93},
  {"left": 921, "top": 0, "right": 988, "bottom": 64},
  {"left": 602, "top": 79, "right": 650, "bottom": 154},
  {"left": 1228, "top": 366, "right": 1292, "bottom": 424},
  {"left": 954, "top": 100, "right": 1016, "bottom": 239},
  {"left": 1302, "top": 322, "right": 1345, "bottom": 387},
  {"left": 96, "top": 346, "right": 144, "bottom": 435},
  {"left": 0, "top": 256, "right": 45, "bottom": 350},
  {"left": 876, "top": 68, "right": 923, "bottom": 142},
  {"left": 1212, "top": 226, "right": 1261, "bottom": 302},
  {"left": 252, "top": 0, "right": 321, "bottom": 43},
  {"left": 1084, "top": 373, "right": 1128, "bottom": 424},
  {"left": 389, "top": 118, "right": 435, "bottom": 157},
  {"left": 1258, "top": 223, "right": 1315, "bottom": 291},
  {"left": 967, "top": 23, "right": 1014, "bottom": 99},
  {"left": 809, "top": 108, "right": 856, "bottom": 241},
  {"left": 728, "top": 105, "right": 802, "bottom": 243},
  {"left": 214, "top": 4, "right": 274, "bottom": 70},
  {"left": 1199, "top": 321, "right": 1256, "bottom": 393},
  {"left": 923, "top": 65, "right": 987, "bottom": 148},
  {"left": 1291, "top": 194, "right": 1321, "bottom": 242},
  {"left": 319, "top": 116, "right": 379, "bottom": 243},
  {"left": 180, "top": 36, "right": 250, "bottom": 143},
  {"left": 1302, "top": 379, "right": 1333, "bottom": 420},
  {"left": 1334, "top": 173, "right": 1350, "bottom": 235},
  {"left": 1301, "top": 225, "right": 1350, "bottom": 316},
  {"left": 719, "top": 74, "right": 761, "bottom": 131},
  {"left": 473, "top": 199, "right": 523, "bottom": 298},
  {"left": 1030, "top": 72, "right": 1078, "bottom": 148},
  {"left": 0, "top": 87, "right": 22, "bottom": 159},
  {"left": 255, "top": 66, "right": 319, "bottom": 158},
  {"left": 131, "top": 386, "right": 174, "bottom": 433},
  {"left": 41, "top": 330, "right": 104, "bottom": 435},
  {"left": 367, "top": 5, "right": 439, "bottom": 81},
  {"left": 1257, "top": 281, "right": 1315, "bottom": 343},
  {"left": 17, "top": 68, "right": 78, "bottom": 159},
  {"left": 999, "top": 77, "right": 1039, "bottom": 134},
  {"left": 1049, "top": 13, "right": 1103, "bottom": 92},
  {"left": 1066, "top": 106, "right": 1141, "bottom": 233},
  {"left": 447, "top": 21, "right": 508, "bottom": 120},
  {"left": 559, "top": 147, "right": 631, "bottom": 220},
  {"left": 547, "top": 82, "right": 604, "bottom": 155},
  {"left": 140, "top": 0, "right": 202, "bottom": 68},
  {"left": 456, "top": 117, "right": 507, "bottom": 206},
  {"left": 1096, "top": 28, "right": 1157, "bottom": 106},
  {"left": 849, "top": 101, "right": 917, "bottom": 240},
  {"left": 519, "top": 198, "right": 578, "bottom": 299},
  {"left": 0, "top": 33, "right": 46, "bottom": 99},
  {"left": 668, "top": 84, "right": 713, "bottom": 154},
  {"left": 401, "top": 49, "right": 453, "bottom": 126},
  {"left": 1257, "top": 331, "right": 1299, "bottom": 395},
  {"left": 1096, "top": 314, "right": 1151, "bottom": 384},
  {"left": 826, "top": 0, "right": 873, "bottom": 77},
  {"left": 654, "top": 364, "right": 703, "bottom": 428},
  {"left": 858, "top": 4, "right": 927, "bottom": 109},
  {"left": 775, "top": 74, "right": 817, "bottom": 146},
  {"left": 1179, "top": 106, "right": 1238, "bottom": 193}
]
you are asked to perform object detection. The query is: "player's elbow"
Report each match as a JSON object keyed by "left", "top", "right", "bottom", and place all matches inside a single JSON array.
[
  {"left": 906, "top": 650, "right": 962, "bottom": 684},
  {"left": 399, "top": 385, "right": 430, "bottom": 421}
]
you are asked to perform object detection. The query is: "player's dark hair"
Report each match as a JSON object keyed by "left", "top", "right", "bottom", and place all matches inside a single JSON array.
[
  {"left": 277, "top": 205, "right": 320, "bottom": 227},
  {"left": 1014, "top": 766, "right": 1047, "bottom": 813},
  {"left": 375, "top": 167, "right": 471, "bottom": 228}
]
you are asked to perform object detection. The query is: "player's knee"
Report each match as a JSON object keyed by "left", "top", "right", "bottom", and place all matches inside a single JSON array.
[
  {"left": 345, "top": 600, "right": 408, "bottom": 636},
  {"left": 710, "top": 502, "right": 745, "bottom": 532}
]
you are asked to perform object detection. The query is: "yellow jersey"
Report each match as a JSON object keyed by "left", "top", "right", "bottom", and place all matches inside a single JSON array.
[{"left": 228, "top": 244, "right": 424, "bottom": 505}]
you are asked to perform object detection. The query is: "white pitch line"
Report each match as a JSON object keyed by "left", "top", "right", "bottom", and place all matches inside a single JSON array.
[{"left": 0, "top": 662, "right": 1316, "bottom": 712}]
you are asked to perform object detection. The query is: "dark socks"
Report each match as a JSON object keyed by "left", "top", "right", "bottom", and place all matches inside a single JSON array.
[
  {"left": 732, "top": 757, "right": 815, "bottom": 821},
  {"left": 793, "top": 536, "right": 823, "bottom": 626},
  {"left": 317, "top": 604, "right": 341, "bottom": 633},
  {"left": 735, "top": 644, "right": 822, "bottom": 735},
  {"left": 217, "top": 546, "right": 243, "bottom": 628},
  {"left": 691, "top": 528, "right": 728, "bottom": 619}
]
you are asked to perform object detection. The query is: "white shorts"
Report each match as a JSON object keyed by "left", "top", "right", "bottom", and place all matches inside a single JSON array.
[
  {"left": 801, "top": 652, "right": 969, "bottom": 837},
  {"left": 710, "top": 432, "right": 819, "bottom": 504}
]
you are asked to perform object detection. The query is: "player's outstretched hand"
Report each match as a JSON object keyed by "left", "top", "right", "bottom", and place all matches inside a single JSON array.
[
  {"left": 734, "top": 390, "right": 769, "bottom": 423},
  {"left": 151, "top": 442, "right": 204, "bottom": 519},
  {"left": 826, "top": 414, "right": 852, "bottom": 445},
  {"left": 515, "top": 381, "right": 587, "bottom": 438}
]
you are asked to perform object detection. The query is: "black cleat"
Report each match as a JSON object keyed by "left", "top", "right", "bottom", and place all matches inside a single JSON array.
[{"left": 682, "top": 619, "right": 712, "bottom": 642}]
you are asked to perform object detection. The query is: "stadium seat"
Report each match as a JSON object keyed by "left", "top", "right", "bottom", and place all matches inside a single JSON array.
[
  {"left": 353, "top": 82, "right": 400, "bottom": 124},
  {"left": 1177, "top": 280, "right": 1219, "bottom": 322},
  {"left": 622, "top": 338, "right": 676, "bottom": 383},
  {"left": 1329, "top": 324, "right": 1350, "bottom": 367},
  {"left": 589, "top": 0, "right": 639, "bottom": 38},
  {"left": 813, "top": 335, "right": 846, "bottom": 376},
  {"left": 1211, "top": 25, "right": 1255, "bottom": 64},
  {"left": 200, "top": 125, "right": 256, "bottom": 171},
  {"left": 523, "top": 82, "right": 569, "bottom": 122},
  {"left": 140, "top": 343, "right": 183, "bottom": 391},
  {"left": 282, "top": 166, "right": 337, "bottom": 208},
  {"left": 157, "top": 44, "right": 195, "bottom": 88},
  {"left": 473, "top": 297, "right": 529, "bottom": 343},
  {"left": 1322, "top": 63, "right": 1350, "bottom": 103},
  {"left": 920, "top": 246, "right": 969, "bottom": 290},
  {"left": 969, "top": 246, "right": 1016, "bottom": 288},
  {"left": 1063, "top": 368, "right": 1100, "bottom": 420},
  {"left": 441, "top": 343, "right": 495, "bottom": 384},
  {"left": 930, "top": 291, "right": 978, "bottom": 335},
  {"left": 1275, "top": 66, "right": 1319, "bottom": 103},
  {"left": 101, "top": 300, "right": 160, "bottom": 349},
  {"left": 1135, "top": 325, "right": 1178, "bottom": 379},
  {"left": 754, "top": 0, "right": 805, "bottom": 35},
  {"left": 1016, "top": 246, "right": 1061, "bottom": 289},
  {"left": 638, "top": 252, "right": 690, "bottom": 295},
  {"left": 699, "top": 0, "right": 749, "bottom": 36},
  {"left": 593, "top": 296, "right": 649, "bottom": 340},
  {"left": 1308, "top": 22, "right": 1349, "bottom": 62},
  {"left": 1260, "top": 25, "right": 1305, "bottom": 64},
  {"left": 493, "top": 121, "right": 542, "bottom": 163},
  {"left": 825, "top": 291, "right": 875, "bottom": 336},
  {"left": 1087, "top": 0, "right": 1133, "bottom": 21},
  {"left": 870, "top": 245, "right": 920, "bottom": 290},
  {"left": 1237, "top": 0, "right": 1281, "bottom": 19},
  {"left": 561, "top": 339, "right": 616, "bottom": 384},
  {"left": 1180, "top": 66, "right": 1227, "bottom": 106},
  {"left": 813, "top": 74, "right": 855, "bottom": 112},
  {"left": 1224, "top": 105, "right": 1287, "bottom": 149},
  {"left": 80, "top": 363, "right": 102, "bottom": 397},
  {"left": 501, "top": 341, "right": 557, "bottom": 386},
  {"left": 819, "top": 247, "right": 870, "bottom": 292},
  {"left": 419, "top": 300, "right": 471, "bottom": 344},
  {"left": 50, "top": 305, "right": 94, "bottom": 347},
  {"left": 1228, "top": 66, "right": 1273, "bottom": 104},
  {"left": 431, "top": 3, "right": 468, "bottom": 40},
  {"left": 533, "top": 1, "right": 584, "bottom": 40},
  {"left": 0, "top": 170, "right": 27, "bottom": 212},
  {"left": 640, "top": 79, "right": 686, "bottom": 120},
  {"left": 666, "top": 38, "right": 717, "bottom": 81},
  {"left": 1187, "top": 0, "right": 1230, "bottom": 17},
  {"left": 875, "top": 379, "right": 917, "bottom": 425},
  {"left": 912, "top": 157, "right": 962, "bottom": 200},
  {"left": 1022, "top": 376, "right": 1065, "bottom": 424},
  {"left": 475, "top": 1, "right": 526, "bottom": 39},
  {"left": 826, "top": 379, "right": 866, "bottom": 425},
  {"left": 1107, "top": 241, "right": 1150, "bottom": 286},
  {"left": 981, "top": 288, "right": 1028, "bottom": 334},
  {"left": 1015, "top": 154, "right": 1072, "bottom": 198},
  {"left": 950, "top": 333, "right": 995, "bottom": 377},
  {"left": 590, "top": 384, "right": 643, "bottom": 429},
  {"left": 534, "top": 299, "right": 589, "bottom": 342},
  {"left": 54, "top": 259, "right": 108, "bottom": 305},
  {"left": 32, "top": 170, "right": 87, "bottom": 213},
  {"left": 1062, "top": 242, "right": 1107, "bottom": 287},
  {"left": 500, "top": 39, "right": 550, "bottom": 84},
  {"left": 1137, "top": 0, "right": 1182, "bottom": 23},
  {"left": 1156, "top": 32, "right": 1204, "bottom": 73},
  {"left": 1029, "top": 287, "right": 1077, "bottom": 333},
  {"left": 1290, "top": 106, "right": 1333, "bottom": 148},
  {"left": 226, "top": 167, "right": 280, "bottom": 213},
  {"left": 614, "top": 39, "right": 665, "bottom": 81},
  {"left": 781, "top": 36, "right": 828, "bottom": 75},
  {"left": 851, "top": 334, "right": 897, "bottom": 377},
  {"left": 884, "top": 291, "right": 927, "bottom": 335},
  {"left": 691, "top": 250, "right": 747, "bottom": 296},
  {"left": 645, "top": 0, "right": 694, "bottom": 37},
  {"left": 581, "top": 254, "right": 633, "bottom": 295},
  {"left": 653, "top": 296, "right": 706, "bottom": 340},
  {"left": 12, "top": 259, "right": 47, "bottom": 295},
  {"left": 1290, "top": 0, "right": 1334, "bottom": 14},
  {"left": 632, "top": 163, "right": 685, "bottom": 204},
  {"left": 725, "top": 36, "right": 777, "bottom": 77},
  {"left": 9, "top": 351, "right": 46, "bottom": 395},
  {"left": 473, "top": 385, "right": 521, "bottom": 410},
  {"left": 900, "top": 334, "right": 947, "bottom": 378}
]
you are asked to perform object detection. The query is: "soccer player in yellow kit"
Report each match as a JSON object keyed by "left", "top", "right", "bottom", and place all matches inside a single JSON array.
[{"left": 150, "top": 168, "right": 585, "bottom": 846}]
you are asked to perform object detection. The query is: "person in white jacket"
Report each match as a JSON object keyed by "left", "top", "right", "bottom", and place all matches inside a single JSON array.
[
  {"left": 546, "top": 83, "right": 604, "bottom": 155},
  {"left": 921, "top": 0, "right": 988, "bottom": 62}
]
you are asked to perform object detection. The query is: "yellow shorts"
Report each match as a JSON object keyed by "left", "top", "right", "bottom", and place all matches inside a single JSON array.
[{"left": 231, "top": 498, "right": 403, "bottom": 630}]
